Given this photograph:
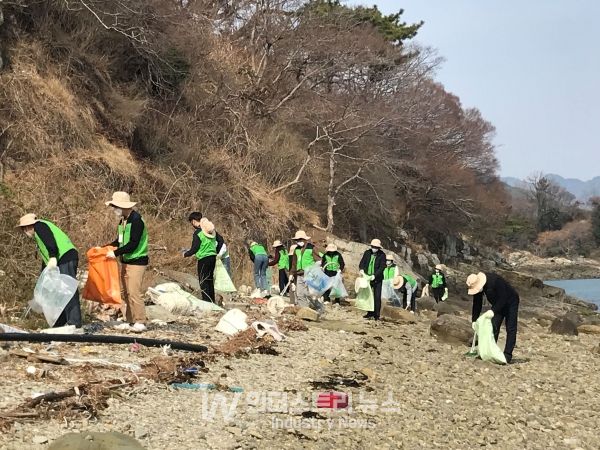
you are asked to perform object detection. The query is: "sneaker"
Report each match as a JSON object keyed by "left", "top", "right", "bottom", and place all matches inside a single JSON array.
[
  {"left": 114, "top": 323, "right": 132, "bottom": 331},
  {"left": 324, "top": 301, "right": 330, "bottom": 305},
  {"left": 409, "top": 311, "right": 415, "bottom": 315},
  {"left": 132, "top": 323, "right": 147, "bottom": 332},
  {"left": 363, "top": 313, "right": 374, "bottom": 319}
]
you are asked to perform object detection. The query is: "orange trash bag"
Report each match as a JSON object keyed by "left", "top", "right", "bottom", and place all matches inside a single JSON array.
[{"left": 82, "top": 246, "right": 122, "bottom": 305}]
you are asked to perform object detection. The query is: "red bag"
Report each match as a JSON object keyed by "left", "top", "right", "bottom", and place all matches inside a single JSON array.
[{"left": 82, "top": 246, "right": 122, "bottom": 305}]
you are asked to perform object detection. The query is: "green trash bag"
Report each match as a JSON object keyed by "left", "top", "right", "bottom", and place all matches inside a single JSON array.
[
  {"left": 355, "top": 286, "right": 374, "bottom": 312},
  {"left": 214, "top": 260, "right": 236, "bottom": 293},
  {"left": 473, "top": 315, "right": 506, "bottom": 365}
]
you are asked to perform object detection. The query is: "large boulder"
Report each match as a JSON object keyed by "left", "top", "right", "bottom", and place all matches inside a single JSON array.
[
  {"left": 433, "top": 302, "right": 461, "bottom": 317},
  {"left": 430, "top": 315, "right": 474, "bottom": 346},
  {"left": 380, "top": 306, "right": 418, "bottom": 323},
  {"left": 416, "top": 297, "right": 436, "bottom": 312},
  {"left": 563, "top": 311, "right": 583, "bottom": 325},
  {"left": 49, "top": 432, "right": 144, "bottom": 449},
  {"left": 578, "top": 325, "right": 600, "bottom": 335},
  {"left": 549, "top": 316, "right": 579, "bottom": 336}
]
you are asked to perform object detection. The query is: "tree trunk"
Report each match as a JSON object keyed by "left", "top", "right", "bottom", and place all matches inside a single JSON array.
[{"left": 326, "top": 153, "right": 336, "bottom": 232}]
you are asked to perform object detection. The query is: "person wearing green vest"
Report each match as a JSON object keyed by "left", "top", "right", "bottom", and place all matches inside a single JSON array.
[
  {"left": 248, "top": 240, "right": 269, "bottom": 292},
  {"left": 399, "top": 273, "right": 418, "bottom": 313},
  {"left": 383, "top": 254, "right": 402, "bottom": 307},
  {"left": 358, "top": 239, "right": 387, "bottom": 320},
  {"left": 289, "top": 230, "right": 322, "bottom": 311},
  {"left": 321, "top": 243, "right": 345, "bottom": 305},
  {"left": 268, "top": 240, "right": 290, "bottom": 296},
  {"left": 17, "top": 214, "right": 82, "bottom": 328},
  {"left": 429, "top": 265, "right": 448, "bottom": 303},
  {"left": 183, "top": 212, "right": 224, "bottom": 304},
  {"left": 104, "top": 192, "right": 148, "bottom": 331}
]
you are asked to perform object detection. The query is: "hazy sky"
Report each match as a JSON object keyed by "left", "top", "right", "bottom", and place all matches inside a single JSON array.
[{"left": 375, "top": 0, "right": 600, "bottom": 181}]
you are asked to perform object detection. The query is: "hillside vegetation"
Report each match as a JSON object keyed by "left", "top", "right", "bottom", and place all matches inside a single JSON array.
[{"left": 0, "top": 0, "right": 508, "bottom": 304}]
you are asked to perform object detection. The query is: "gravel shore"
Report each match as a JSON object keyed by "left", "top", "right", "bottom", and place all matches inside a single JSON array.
[{"left": 1, "top": 304, "right": 599, "bottom": 450}]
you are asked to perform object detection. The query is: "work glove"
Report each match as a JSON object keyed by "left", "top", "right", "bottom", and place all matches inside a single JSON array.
[
  {"left": 316, "top": 261, "right": 322, "bottom": 267},
  {"left": 369, "top": 275, "right": 375, "bottom": 281},
  {"left": 289, "top": 274, "right": 295, "bottom": 282},
  {"left": 337, "top": 269, "right": 342, "bottom": 274},
  {"left": 359, "top": 270, "right": 365, "bottom": 277},
  {"left": 94, "top": 246, "right": 102, "bottom": 249},
  {"left": 106, "top": 250, "right": 116, "bottom": 259},
  {"left": 484, "top": 310, "right": 494, "bottom": 319},
  {"left": 472, "top": 322, "right": 476, "bottom": 330},
  {"left": 46, "top": 257, "right": 58, "bottom": 270},
  {"left": 181, "top": 247, "right": 187, "bottom": 255}
]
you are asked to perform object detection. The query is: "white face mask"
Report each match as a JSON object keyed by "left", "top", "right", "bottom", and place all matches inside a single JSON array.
[
  {"left": 386, "top": 261, "right": 392, "bottom": 266},
  {"left": 24, "top": 230, "right": 34, "bottom": 238},
  {"left": 371, "top": 247, "right": 378, "bottom": 253},
  {"left": 297, "top": 241, "right": 305, "bottom": 247},
  {"left": 113, "top": 208, "right": 122, "bottom": 217}
]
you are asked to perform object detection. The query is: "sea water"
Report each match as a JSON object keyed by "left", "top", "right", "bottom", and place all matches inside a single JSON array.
[{"left": 544, "top": 279, "right": 600, "bottom": 309}]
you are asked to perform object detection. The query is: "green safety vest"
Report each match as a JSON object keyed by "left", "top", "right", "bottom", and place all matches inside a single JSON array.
[
  {"left": 324, "top": 254, "right": 340, "bottom": 271},
  {"left": 402, "top": 274, "right": 417, "bottom": 288},
  {"left": 278, "top": 249, "right": 289, "bottom": 270},
  {"left": 431, "top": 273, "right": 444, "bottom": 288},
  {"left": 295, "top": 247, "right": 314, "bottom": 271},
  {"left": 34, "top": 220, "right": 76, "bottom": 264},
  {"left": 195, "top": 230, "right": 217, "bottom": 260},
  {"left": 250, "top": 244, "right": 267, "bottom": 256},
  {"left": 118, "top": 218, "right": 148, "bottom": 263},
  {"left": 367, "top": 255, "right": 376, "bottom": 276},
  {"left": 384, "top": 266, "right": 395, "bottom": 280}
]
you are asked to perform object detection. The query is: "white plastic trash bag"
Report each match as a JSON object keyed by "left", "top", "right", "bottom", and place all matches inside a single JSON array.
[
  {"left": 148, "top": 283, "right": 223, "bottom": 315},
  {"left": 304, "top": 264, "right": 333, "bottom": 297},
  {"left": 330, "top": 273, "right": 348, "bottom": 299},
  {"left": 214, "top": 260, "right": 236, "bottom": 293},
  {"left": 215, "top": 309, "right": 248, "bottom": 335},
  {"left": 382, "top": 279, "right": 400, "bottom": 305},
  {"left": 29, "top": 268, "right": 79, "bottom": 327},
  {"left": 473, "top": 315, "right": 507, "bottom": 365}
]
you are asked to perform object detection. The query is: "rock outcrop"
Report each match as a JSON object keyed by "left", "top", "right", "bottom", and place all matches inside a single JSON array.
[
  {"left": 508, "top": 251, "right": 600, "bottom": 281},
  {"left": 549, "top": 316, "right": 579, "bottom": 336},
  {"left": 429, "top": 315, "right": 474, "bottom": 346}
]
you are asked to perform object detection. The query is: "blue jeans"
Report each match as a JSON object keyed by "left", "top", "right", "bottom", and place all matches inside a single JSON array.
[
  {"left": 222, "top": 257, "right": 232, "bottom": 280},
  {"left": 253, "top": 254, "right": 268, "bottom": 290}
]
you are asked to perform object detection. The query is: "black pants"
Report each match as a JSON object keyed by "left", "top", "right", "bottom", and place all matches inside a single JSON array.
[
  {"left": 365, "top": 281, "right": 382, "bottom": 319},
  {"left": 491, "top": 296, "right": 519, "bottom": 363},
  {"left": 197, "top": 256, "right": 216, "bottom": 303},
  {"left": 278, "top": 268, "right": 289, "bottom": 295},
  {"left": 432, "top": 287, "right": 444, "bottom": 303},
  {"left": 54, "top": 259, "right": 82, "bottom": 328},
  {"left": 402, "top": 291, "right": 416, "bottom": 311}
]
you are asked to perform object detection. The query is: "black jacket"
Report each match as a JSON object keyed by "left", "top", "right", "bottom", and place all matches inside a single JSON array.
[
  {"left": 108, "top": 210, "right": 148, "bottom": 265},
  {"left": 472, "top": 272, "right": 519, "bottom": 322},
  {"left": 321, "top": 251, "right": 345, "bottom": 277},
  {"left": 183, "top": 229, "right": 224, "bottom": 259},
  {"left": 429, "top": 271, "right": 447, "bottom": 290},
  {"left": 358, "top": 249, "right": 386, "bottom": 283},
  {"left": 33, "top": 221, "right": 78, "bottom": 266}
]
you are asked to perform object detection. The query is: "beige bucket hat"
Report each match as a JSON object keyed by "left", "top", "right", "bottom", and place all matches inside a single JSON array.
[
  {"left": 325, "top": 243, "right": 337, "bottom": 252},
  {"left": 370, "top": 239, "right": 382, "bottom": 248},
  {"left": 292, "top": 230, "right": 310, "bottom": 240},
  {"left": 272, "top": 240, "right": 283, "bottom": 248},
  {"left": 467, "top": 272, "right": 487, "bottom": 295},
  {"left": 435, "top": 264, "right": 443, "bottom": 270},
  {"left": 392, "top": 275, "right": 404, "bottom": 290},
  {"left": 386, "top": 254, "right": 394, "bottom": 261},
  {"left": 16, "top": 213, "right": 39, "bottom": 229},
  {"left": 105, "top": 191, "right": 137, "bottom": 209},
  {"left": 200, "top": 218, "right": 216, "bottom": 239}
]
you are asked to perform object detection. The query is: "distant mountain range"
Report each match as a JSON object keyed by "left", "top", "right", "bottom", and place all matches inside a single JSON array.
[{"left": 501, "top": 174, "right": 600, "bottom": 203}]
